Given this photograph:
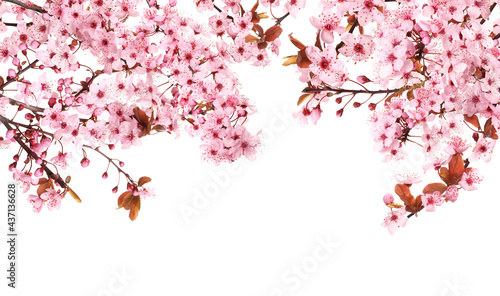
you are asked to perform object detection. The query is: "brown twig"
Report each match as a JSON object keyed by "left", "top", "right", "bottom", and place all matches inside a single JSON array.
[
  {"left": 1, "top": 0, "right": 47, "bottom": 14},
  {"left": 0, "top": 114, "right": 67, "bottom": 188},
  {"left": 0, "top": 59, "right": 39, "bottom": 91}
]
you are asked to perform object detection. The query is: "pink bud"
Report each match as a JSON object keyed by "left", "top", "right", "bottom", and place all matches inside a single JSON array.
[
  {"left": 42, "top": 13, "right": 50, "bottom": 21},
  {"left": 39, "top": 65, "right": 45, "bottom": 70},
  {"left": 57, "top": 78, "right": 64, "bottom": 85},
  {"left": 8, "top": 69, "right": 16, "bottom": 78},
  {"left": 169, "top": 0, "right": 177, "bottom": 6},
  {"left": 8, "top": 162, "right": 17, "bottom": 171},
  {"left": 108, "top": 144, "right": 115, "bottom": 150},
  {"left": 6, "top": 129, "right": 15, "bottom": 139},
  {"left": 356, "top": 75, "right": 371, "bottom": 84},
  {"left": 119, "top": 161, "right": 125, "bottom": 167},
  {"left": 93, "top": 108, "right": 104, "bottom": 116},
  {"left": 12, "top": 57, "right": 20, "bottom": 66},
  {"left": 112, "top": 186, "right": 118, "bottom": 193},
  {"left": 336, "top": 109, "right": 343, "bottom": 117},
  {"left": 13, "top": 155, "right": 19, "bottom": 161},
  {"left": 64, "top": 96, "right": 74, "bottom": 106},
  {"left": 81, "top": 158, "right": 90, "bottom": 168},
  {"left": 35, "top": 158, "right": 43, "bottom": 165},
  {"left": 34, "top": 167, "right": 44, "bottom": 177},
  {"left": 57, "top": 85, "right": 63, "bottom": 92},
  {"left": 102, "top": 172, "right": 108, "bottom": 179},
  {"left": 368, "top": 103, "right": 376, "bottom": 111},
  {"left": 30, "top": 40, "right": 41, "bottom": 49},
  {"left": 19, "top": 43, "right": 27, "bottom": 51},
  {"left": 383, "top": 193, "right": 394, "bottom": 205}
]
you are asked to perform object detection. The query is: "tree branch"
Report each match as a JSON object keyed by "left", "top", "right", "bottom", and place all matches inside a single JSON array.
[
  {"left": 303, "top": 86, "right": 401, "bottom": 95},
  {"left": 0, "top": 59, "right": 39, "bottom": 91},
  {"left": 6, "top": 96, "right": 45, "bottom": 113},
  {"left": 1, "top": 0, "right": 47, "bottom": 14},
  {"left": 0, "top": 114, "right": 67, "bottom": 188}
]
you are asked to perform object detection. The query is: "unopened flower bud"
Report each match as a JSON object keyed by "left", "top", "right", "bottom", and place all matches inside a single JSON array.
[
  {"left": 102, "top": 172, "right": 108, "bottom": 179},
  {"left": 6, "top": 129, "right": 15, "bottom": 139},
  {"left": 8, "top": 69, "right": 16, "bottom": 78},
  {"left": 353, "top": 102, "right": 361, "bottom": 108},
  {"left": 336, "top": 109, "right": 343, "bottom": 117},
  {"left": 368, "top": 103, "right": 377, "bottom": 111},
  {"left": 112, "top": 186, "right": 118, "bottom": 193},
  {"left": 119, "top": 161, "right": 125, "bottom": 167},
  {"left": 383, "top": 193, "right": 394, "bottom": 205},
  {"left": 34, "top": 167, "right": 44, "bottom": 177},
  {"left": 30, "top": 40, "right": 40, "bottom": 49},
  {"left": 473, "top": 132, "right": 479, "bottom": 142},
  {"left": 81, "top": 158, "right": 90, "bottom": 168},
  {"left": 356, "top": 75, "right": 371, "bottom": 84}
]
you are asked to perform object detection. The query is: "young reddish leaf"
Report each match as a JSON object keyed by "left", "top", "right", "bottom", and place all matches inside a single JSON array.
[
  {"left": 133, "top": 107, "right": 149, "bottom": 127},
  {"left": 422, "top": 183, "right": 448, "bottom": 194},
  {"left": 289, "top": 34, "right": 306, "bottom": 50},
  {"left": 438, "top": 167, "right": 450, "bottom": 185},
  {"left": 264, "top": 26, "right": 283, "bottom": 42},
  {"left": 138, "top": 176, "right": 152, "bottom": 187},
  {"left": 394, "top": 184, "right": 411, "bottom": 200},
  {"left": 297, "top": 48, "right": 312, "bottom": 68},
  {"left": 257, "top": 41, "right": 268, "bottom": 49},
  {"left": 407, "top": 195, "right": 423, "bottom": 214},
  {"left": 37, "top": 178, "right": 52, "bottom": 196},
  {"left": 152, "top": 125, "right": 166, "bottom": 132},
  {"left": 448, "top": 154, "right": 465, "bottom": 185},
  {"left": 251, "top": 11, "right": 260, "bottom": 23},
  {"left": 252, "top": 23, "right": 264, "bottom": 37},
  {"left": 258, "top": 12, "right": 268, "bottom": 19},
  {"left": 315, "top": 30, "right": 323, "bottom": 51},
  {"left": 394, "top": 184, "right": 416, "bottom": 208},
  {"left": 128, "top": 196, "right": 141, "bottom": 221},
  {"left": 251, "top": 0, "right": 259, "bottom": 11},
  {"left": 245, "top": 34, "right": 260, "bottom": 43},
  {"left": 464, "top": 114, "right": 480, "bottom": 129},
  {"left": 283, "top": 55, "right": 297, "bottom": 66},
  {"left": 117, "top": 191, "right": 133, "bottom": 210},
  {"left": 485, "top": 124, "right": 498, "bottom": 140},
  {"left": 297, "top": 93, "right": 311, "bottom": 106}
]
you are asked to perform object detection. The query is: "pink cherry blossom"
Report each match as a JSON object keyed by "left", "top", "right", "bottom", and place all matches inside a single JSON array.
[{"left": 381, "top": 208, "right": 408, "bottom": 235}]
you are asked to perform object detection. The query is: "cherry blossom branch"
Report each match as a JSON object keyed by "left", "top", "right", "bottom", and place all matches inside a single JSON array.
[
  {"left": 0, "top": 59, "right": 39, "bottom": 91},
  {"left": 480, "top": 3, "right": 496, "bottom": 25},
  {"left": 303, "top": 86, "right": 401, "bottom": 95},
  {"left": 0, "top": 114, "right": 67, "bottom": 188},
  {"left": 1, "top": 0, "right": 47, "bottom": 14},
  {"left": 86, "top": 146, "right": 135, "bottom": 184},
  {"left": 275, "top": 12, "right": 289, "bottom": 26},
  {"left": 73, "top": 70, "right": 103, "bottom": 99},
  {"left": 6, "top": 96, "right": 45, "bottom": 113},
  {"left": 336, "top": 19, "right": 358, "bottom": 53}
]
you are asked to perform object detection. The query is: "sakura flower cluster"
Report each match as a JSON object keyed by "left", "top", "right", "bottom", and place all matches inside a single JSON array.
[{"left": 285, "top": 0, "right": 500, "bottom": 233}]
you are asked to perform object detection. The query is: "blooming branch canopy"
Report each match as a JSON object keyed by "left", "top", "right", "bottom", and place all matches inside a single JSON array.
[{"left": 1, "top": 0, "right": 500, "bottom": 233}]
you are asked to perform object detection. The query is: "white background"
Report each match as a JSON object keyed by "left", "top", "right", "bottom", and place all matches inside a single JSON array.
[{"left": 1, "top": 1, "right": 500, "bottom": 295}]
